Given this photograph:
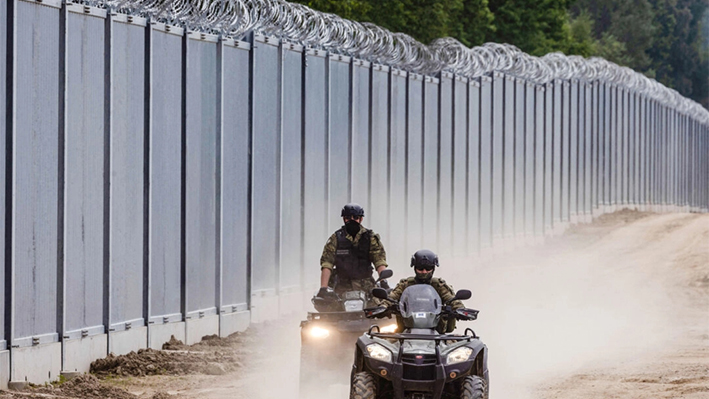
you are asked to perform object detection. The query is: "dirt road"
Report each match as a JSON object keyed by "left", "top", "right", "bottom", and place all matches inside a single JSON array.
[
  {"left": 2, "top": 210, "right": 707, "bottom": 398},
  {"left": 447, "top": 211, "right": 709, "bottom": 399}
]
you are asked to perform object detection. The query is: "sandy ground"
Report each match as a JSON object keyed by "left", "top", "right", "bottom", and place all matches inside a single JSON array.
[
  {"left": 446, "top": 211, "right": 709, "bottom": 399},
  {"left": 2, "top": 210, "right": 707, "bottom": 398}
]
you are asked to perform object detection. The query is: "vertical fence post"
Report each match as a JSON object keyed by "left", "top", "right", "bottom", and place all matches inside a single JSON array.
[{"left": 4, "top": 0, "right": 16, "bottom": 384}]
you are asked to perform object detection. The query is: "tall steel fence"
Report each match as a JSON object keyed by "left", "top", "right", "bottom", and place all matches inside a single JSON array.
[{"left": 2, "top": 0, "right": 708, "bottom": 385}]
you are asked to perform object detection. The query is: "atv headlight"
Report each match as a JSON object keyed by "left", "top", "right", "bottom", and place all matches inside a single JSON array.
[
  {"left": 366, "top": 343, "right": 392, "bottom": 362},
  {"left": 309, "top": 326, "right": 330, "bottom": 339},
  {"left": 446, "top": 347, "right": 473, "bottom": 365},
  {"left": 379, "top": 323, "right": 398, "bottom": 333}
]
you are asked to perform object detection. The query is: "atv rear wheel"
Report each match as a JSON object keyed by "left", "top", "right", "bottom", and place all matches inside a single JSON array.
[
  {"left": 350, "top": 371, "right": 377, "bottom": 399},
  {"left": 460, "top": 375, "right": 488, "bottom": 399}
]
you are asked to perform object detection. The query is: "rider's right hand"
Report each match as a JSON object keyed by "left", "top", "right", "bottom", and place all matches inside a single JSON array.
[{"left": 317, "top": 287, "right": 334, "bottom": 298}]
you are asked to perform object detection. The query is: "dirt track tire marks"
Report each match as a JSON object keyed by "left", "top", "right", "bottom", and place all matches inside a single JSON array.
[{"left": 350, "top": 372, "right": 377, "bottom": 399}]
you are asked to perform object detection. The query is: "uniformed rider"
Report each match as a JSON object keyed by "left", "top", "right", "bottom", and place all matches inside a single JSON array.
[
  {"left": 318, "top": 203, "right": 389, "bottom": 299},
  {"left": 389, "top": 249, "right": 464, "bottom": 333}
]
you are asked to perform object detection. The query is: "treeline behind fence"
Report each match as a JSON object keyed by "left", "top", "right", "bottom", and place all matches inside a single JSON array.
[{"left": 1, "top": 0, "right": 708, "bottom": 387}]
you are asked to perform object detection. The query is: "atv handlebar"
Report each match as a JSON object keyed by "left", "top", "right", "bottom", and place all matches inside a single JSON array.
[{"left": 364, "top": 303, "right": 479, "bottom": 321}]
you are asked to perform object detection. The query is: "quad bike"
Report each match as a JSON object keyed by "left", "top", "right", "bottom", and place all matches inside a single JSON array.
[
  {"left": 299, "top": 269, "right": 395, "bottom": 398},
  {"left": 349, "top": 285, "right": 489, "bottom": 399}
]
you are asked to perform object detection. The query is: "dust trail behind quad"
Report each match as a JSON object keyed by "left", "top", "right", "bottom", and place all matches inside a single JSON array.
[{"left": 234, "top": 211, "right": 708, "bottom": 399}]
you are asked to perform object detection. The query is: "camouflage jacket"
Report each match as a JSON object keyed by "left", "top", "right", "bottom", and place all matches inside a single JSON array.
[
  {"left": 389, "top": 276, "right": 464, "bottom": 333},
  {"left": 320, "top": 224, "right": 388, "bottom": 272}
]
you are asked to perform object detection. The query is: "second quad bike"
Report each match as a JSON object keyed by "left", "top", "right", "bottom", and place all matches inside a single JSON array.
[
  {"left": 349, "top": 285, "right": 489, "bottom": 399},
  {"left": 299, "top": 269, "right": 395, "bottom": 398}
]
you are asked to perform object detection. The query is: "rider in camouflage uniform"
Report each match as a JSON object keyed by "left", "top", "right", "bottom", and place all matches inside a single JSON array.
[
  {"left": 318, "top": 203, "right": 389, "bottom": 299},
  {"left": 389, "top": 249, "right": 463, "bottom": 333}
]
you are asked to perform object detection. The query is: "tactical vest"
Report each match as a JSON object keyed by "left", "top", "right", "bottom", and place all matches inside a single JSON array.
[{"left": 334, "top": 227, "right": 372, "bottom": 280}]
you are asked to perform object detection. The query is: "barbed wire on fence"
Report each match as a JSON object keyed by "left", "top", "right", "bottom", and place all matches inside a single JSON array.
[{"left": 85, "top": 0, "right": 709, "bottom": 124}]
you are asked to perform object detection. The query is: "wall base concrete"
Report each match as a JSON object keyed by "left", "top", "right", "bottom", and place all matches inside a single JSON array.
[
  {"left": 185, "top": 315, "right": 219, "bottom": 345},
  {"left": 0, "top": 350, "right": 9, "bottom": 390},
  {"left": 12, "top": 342, "right": 62, "bottom": 384},
  {"left": 279, "top": 290, "right": 304, "bottom": 316},
  {"left": 109, "top": 327, "right": 147, "bottom": 356},
  {"left": 220, "top": 311, "right": 250, "bottom": 337},
  {"left": 251, "top": 294, "right": 279, "bottom": 323},
  {"left": 63, "top": 334, "right": 108, "bottom": 373},
  {"left": 149, "top": 322, "right": 185, "bottom": 350}
]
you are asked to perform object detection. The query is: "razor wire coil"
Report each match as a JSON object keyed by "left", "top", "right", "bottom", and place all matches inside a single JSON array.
[{"left": 95, "top": 0, "right": 709, "bottom": 124}]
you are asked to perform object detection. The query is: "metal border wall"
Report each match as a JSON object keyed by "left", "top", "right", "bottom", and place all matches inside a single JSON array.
[{"left": 2, "top": 0, "right": 708, "bottom": 386}]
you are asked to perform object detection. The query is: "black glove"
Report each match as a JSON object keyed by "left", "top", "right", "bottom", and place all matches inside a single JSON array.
[
  {"left": 317, "top": 287, "right": 335, "bottom": 299},
  {"left": 379, "top": 279, "right": 390, "bottom": 290}
]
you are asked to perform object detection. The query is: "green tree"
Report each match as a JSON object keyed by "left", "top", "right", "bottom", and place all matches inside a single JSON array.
[
  {"left": 487, "top": 0, "right": 573, "bottom": 55},
  {"left": 454, "top": 0, "right": 496, "bottom": 46},
  {"left": 571, "top": 0, "right": 656, "bottom": 70},
  {"left": 566, "top": 12, "right": 597, "bottom": 57}
]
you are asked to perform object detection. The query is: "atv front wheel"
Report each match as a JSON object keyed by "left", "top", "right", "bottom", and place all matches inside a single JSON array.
[
  {"left": 460, "top": 375, "right": 488, "bottom": 399},
  {"left": 350, "top": 371, "right": 377, "bottom": 399}
]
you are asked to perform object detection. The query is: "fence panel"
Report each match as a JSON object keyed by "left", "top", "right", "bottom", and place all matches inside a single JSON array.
[
  {"left": 544, "top": 83, "right": 553, "bottom": 231},
  {"left": 583, "top": 82, "right": 592, "bottom": 216},
  {"left": 491, "top": 73, "right": 504, "bottom": 240},
  {"left": 639, "top": 97, "right": 647, "bottom": 206},
  {"left": 149, "top": 25, "right": 184, "bottom": 323},
  {"left": 502, "top": 75, "right": 514, "bottom": 238},
  {"left": 351, "top": 60, "right": 370, "bottom": 211},
  {"left": 406, "top": 74, "right": 424, "bottom": 253},
  {"left": 609, "top": 85, "right": 618, "bottom": 207},
  {"left": 592, "top": 82, "right": 600, "bottom": 212},
  {"left": 552, "top": 81, "right": 562, "bottom": 225},
  {"left": 632, "top": 91, "right": 639, "bottom": 205},
  {"left": 251, "top": 36, "right": 280, "bottom": 296},
  {"left": 220, "top": 40, "right": 251, "bottom": 310},
  {"left": 369, "top": 65, "right": 389, "bottom": 235},
  {"left": 389, "top": 69, "right": 407, "bottom": 265},
  {"left": 622, "top": 89, "right": 630, "bottom": 205},
  {"left": 534, "top": 85, "right": 545, "bottom": 235},
  {"left": 0, "top": 0, "right": 6, "bottom": 349},
  {"left": 64, "top": 7, "right": 106, "bottom": 336},
  {"left": 278, "top": 44, "right": 304, "bottom": 292},
  {"left": 514, "top": 79, "right": 525, "bottom": 236},
  {"left": 479, "top": 76, "right": 492, "bottom": 246},
  {"left": 13, "top": 0, "right": 61, "bottom": 345},
  {"left": 524, "top": 83, "right": 535, "bottom": 235},
  {"left": 185, "top": 35, "right": 218, "bottom": 317},
  {"left": 569, "top": 80, "right": 579, "bottom": 220},
  {"left": 438, "top": 73, "right": 453, "bottom": 255},
  {"left": 109, "top": 15, "right": 146, "bottom": 331},
  {"left": 452, "top": 76, "right": 468, "bottom": 257},
  {"left": 467, "top": 79, "right": 481, "bottom": 252},
  {"left": 302, "top": 49, "right": 327, "bottom": 287},
  {"left": 422, "top": 77, "right": 439, "bottom": 250},
  {"left": 327, "top": 55, "right": 350, "bottom": 233},
  {"left": 561, "top": 81, "right": 570, "bottom": 222}
]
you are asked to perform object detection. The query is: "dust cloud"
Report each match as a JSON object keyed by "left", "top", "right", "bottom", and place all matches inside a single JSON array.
[
  {"left": 129, "top": 211, "right": 705, "bottom": 399},
  {"left": 444, "top": 211, "right": 705, "bottom": 398}
]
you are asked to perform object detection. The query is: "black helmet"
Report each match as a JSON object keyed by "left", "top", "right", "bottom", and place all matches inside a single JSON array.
[
  {"left": 341, "top": 203, "right": 365, "bottom": 217},
  {"left": 411, "top": 249, "right": 439, "bottom": 268},
  {"left": 411, "top": 249, "right": 438, "bottom": 283}
]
